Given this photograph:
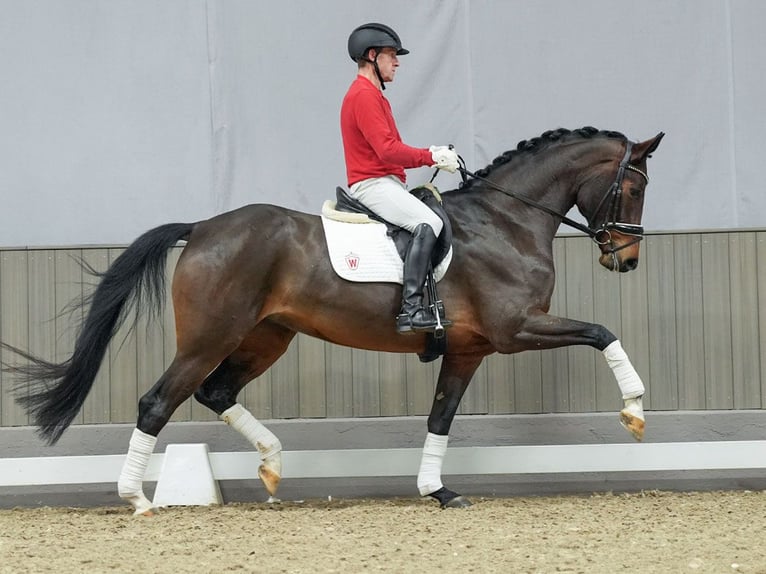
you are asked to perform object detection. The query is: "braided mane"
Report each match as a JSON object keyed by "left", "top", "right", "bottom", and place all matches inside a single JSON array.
[{"left": 459, "top": 126, "right": 626, "bottom": 189}]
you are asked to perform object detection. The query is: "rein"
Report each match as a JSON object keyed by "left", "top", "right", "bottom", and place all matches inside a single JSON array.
[{"left": 450, "top": 141, "right": 649, "bottom": 253}]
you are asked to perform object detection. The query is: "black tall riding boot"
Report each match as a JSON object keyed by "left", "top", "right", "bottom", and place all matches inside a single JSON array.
[{"left": 396, "top": 223, "right": 443, "bottom": 335}]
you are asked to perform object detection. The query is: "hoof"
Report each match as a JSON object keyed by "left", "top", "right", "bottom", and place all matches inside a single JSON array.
[
  {"left": 427, "top": 486, "right": 473, "bottom": 509},
  {"left": 620, "top": 407, "right": 646, "bottom": 441},
  {"left": 443, "top": 495, "right": 473, "bottom": 509},
  {"left": 136, "top": 507, "right": 158, "bottom": 517},
  {"left": 121, "top": 492, "right": 158, "bottom": 517},
  {"left": 258, "top": 464, "right": 281, "bottom": 496}
]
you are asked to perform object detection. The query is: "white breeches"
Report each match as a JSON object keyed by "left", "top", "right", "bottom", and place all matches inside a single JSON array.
[{"left": 350, "top": 175, "right": 443, "bottom": 236}]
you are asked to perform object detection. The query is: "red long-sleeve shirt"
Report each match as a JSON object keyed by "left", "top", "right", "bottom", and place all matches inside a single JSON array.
[{"left": 341, "top": 75, "right": 433, "bottom": 187}]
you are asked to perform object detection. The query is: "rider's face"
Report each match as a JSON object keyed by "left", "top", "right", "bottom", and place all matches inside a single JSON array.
[{"left": 375, "top": 47, "right": 399, "bottom": 83}]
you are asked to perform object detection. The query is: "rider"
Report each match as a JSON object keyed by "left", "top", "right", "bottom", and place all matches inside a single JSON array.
[{"left": 341, "top": 22, "right": 460, "bottom": 335}]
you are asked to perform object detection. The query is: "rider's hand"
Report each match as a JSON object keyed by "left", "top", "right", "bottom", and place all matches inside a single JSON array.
[{"left": 429, "top": 145, "right": 459, "bottom": 173}]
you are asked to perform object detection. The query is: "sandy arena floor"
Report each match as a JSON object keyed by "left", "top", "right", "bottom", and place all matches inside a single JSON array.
[{"left": 1, "top": 491, "right": 765, "bottom": 574}]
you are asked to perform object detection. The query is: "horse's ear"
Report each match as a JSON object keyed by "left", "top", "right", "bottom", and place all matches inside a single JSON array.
[{"left": 631, "top": 132, "right": 665, "bottom": 163}]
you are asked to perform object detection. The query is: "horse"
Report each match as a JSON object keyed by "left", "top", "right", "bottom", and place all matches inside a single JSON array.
[{"left": 4, "top": 126, "right": 664, "bottom": 514}]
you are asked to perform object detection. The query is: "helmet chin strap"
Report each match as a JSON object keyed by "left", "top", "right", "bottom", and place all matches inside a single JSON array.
[{"left": 365, "top": 50, "right": 386, "bottom": 90}]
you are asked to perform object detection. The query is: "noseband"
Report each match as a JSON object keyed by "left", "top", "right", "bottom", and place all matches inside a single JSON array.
[{"left": 455, "top": 140, "right": 649, "bottom": 254}]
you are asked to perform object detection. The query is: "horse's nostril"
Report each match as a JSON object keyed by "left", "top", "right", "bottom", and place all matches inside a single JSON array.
[{"left": 622, "top": 258, "right": 639, "bottom": 271}]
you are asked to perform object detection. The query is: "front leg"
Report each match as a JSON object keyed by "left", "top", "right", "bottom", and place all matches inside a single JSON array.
[
  {"left": 418, "top": 354, "right": 483, "bottom": 508},
  {"left": 515, "top": 312, "right": 646, "bottom": 440},
  {"left": 603, "top": 340, "right": 646, "bottom": 440}
]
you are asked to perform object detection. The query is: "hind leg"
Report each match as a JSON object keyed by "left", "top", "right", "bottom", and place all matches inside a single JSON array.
[
  {"left": 117, "top": 351, "right": 228, "bottom": 515},
  {"left": 194, "top": 321, "right": 296, "bottom": 499}
]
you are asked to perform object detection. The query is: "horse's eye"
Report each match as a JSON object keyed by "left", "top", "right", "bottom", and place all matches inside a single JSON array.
[{"left": 629, "top": 187, "right": 643, "bottom": 199}]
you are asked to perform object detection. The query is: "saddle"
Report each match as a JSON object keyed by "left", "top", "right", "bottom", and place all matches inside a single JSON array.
[
  {"left": 333, "top": 184, "right": 453, "bottom": 363},
  {"left": 334, "top": 185, "right": 453, "bottom": 267}
]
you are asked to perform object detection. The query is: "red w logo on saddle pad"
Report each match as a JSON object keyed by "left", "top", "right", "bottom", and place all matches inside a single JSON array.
[{"left": 345, "top": 253, "right": 360, "bottom": 270}]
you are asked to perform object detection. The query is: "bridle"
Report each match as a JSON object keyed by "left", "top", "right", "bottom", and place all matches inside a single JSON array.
[
  {"left": 452, "top": 141, "right": 649, "bottom": 255},
  {"left": 588, "top": 141, "right": 649, "bottom": 254}
]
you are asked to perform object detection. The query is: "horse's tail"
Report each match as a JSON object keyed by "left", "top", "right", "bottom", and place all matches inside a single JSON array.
[{"left": 3, "top": 222, "right": 195, "bottom": 445}]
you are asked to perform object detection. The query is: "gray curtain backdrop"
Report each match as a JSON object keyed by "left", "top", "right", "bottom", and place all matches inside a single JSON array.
[{"left": 1, "top": 0, "right": 764, "bottom": 247}]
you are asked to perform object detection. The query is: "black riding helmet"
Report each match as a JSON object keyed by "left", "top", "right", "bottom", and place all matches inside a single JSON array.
[
  {"left": 348, "top": 23, "right": 409, "bottom": 90},
  {"left": 347, "top": 23, "right": 410, "bottom": 62}
]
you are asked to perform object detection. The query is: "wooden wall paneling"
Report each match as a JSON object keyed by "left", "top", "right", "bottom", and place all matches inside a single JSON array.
[
  {"left": 324, "top": 343, "right": 353, "bottom": 418},
  {"left": 0, "top": 251, "right": 29, "bottom": 426},
  {"left": 351, "top": 347, "right": 380, "bottom": 417},
  {"left": 2, "top": 230, "right": 765, "bottom": 428},
  {"left": 673, "top": 234, "right": 706, "bottom": 409},
  {"left": 405, "top": 353, "right": 436, "bottom": 415},
  {"left": 728, "top": 233, "right": 761, "bottom": 408},
  {"left": 645, "top": 235, "right": 679, "bottom": 410},
  {"left": 244, "top": 373, "right": 275, "bottom": 421},
  {"left": 701, "top": 234, "right": 734, "bottom": 408},
  {"left": 513, "top": 351, "right": 542, "bottom": 413},
  {"left": 541, "top": 238, "right": 570, "bottom": 412},
  {"left": 270, "top": 337, "right": 300, "bottom": 419},
  {"left": 486, "top": 352, "right": 515, "bottom": 414},
  {"left": 297, "top": 334, "right": 327, "bottom": 418},
  {"left": 27, "top": 251, "right": 56, "bottom": 395},
  {"left": 378, "top": 351, "right": 407, "bottom": 416},
  {"left": 80, "top": 250, "right": 112, "bottom": 424},
  {"left": 564, "top": 237, "right": 597, "bottom": 411},
  {"left": 459, "top": 356, "right": 488, "bottom": 415}
]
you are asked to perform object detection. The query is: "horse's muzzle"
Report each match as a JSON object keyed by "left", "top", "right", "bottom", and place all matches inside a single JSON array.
[
  {"left": 596, "top": 231, "right": 642, "bottom": 273},
  {"left": 599, "top": 250, "right": 639, "bottom": 272}
]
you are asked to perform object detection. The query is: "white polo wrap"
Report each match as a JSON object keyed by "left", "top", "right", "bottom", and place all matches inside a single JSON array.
[
  {"left": 221, "top": 403, "right": 282, "bottom": 460},
  {"left": 603, "top": 340, "right": 645, "bottom": 399},
  {"left": 417, "top": 432, "right": 449, "bottom": 496}
]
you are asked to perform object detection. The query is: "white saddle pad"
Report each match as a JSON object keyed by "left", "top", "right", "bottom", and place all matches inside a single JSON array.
[{"left": 320, "top": 201, "right": 452, "bottom": 284}]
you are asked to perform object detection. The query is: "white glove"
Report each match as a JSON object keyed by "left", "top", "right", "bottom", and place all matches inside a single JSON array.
[{"left": 429, "top": 145, "right": 459, "bottom": 173}]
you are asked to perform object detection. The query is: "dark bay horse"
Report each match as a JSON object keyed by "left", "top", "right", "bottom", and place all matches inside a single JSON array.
[{"left": 5, "top": 127, "right": 664, "bottom": 514}]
